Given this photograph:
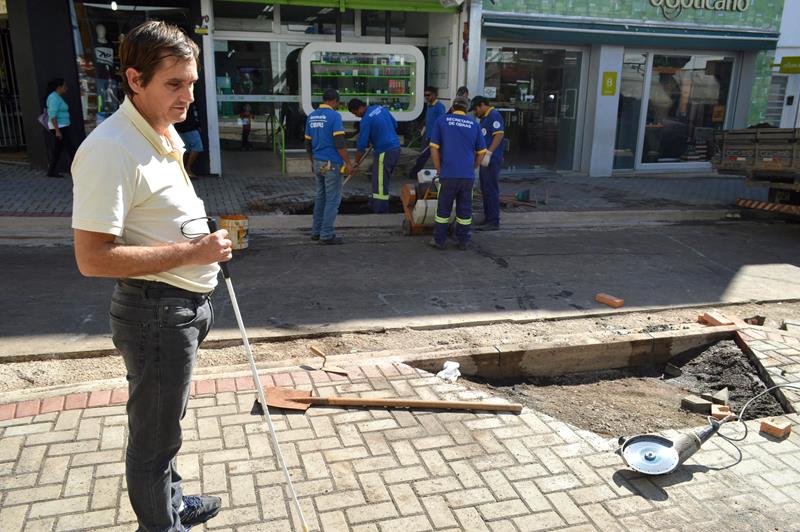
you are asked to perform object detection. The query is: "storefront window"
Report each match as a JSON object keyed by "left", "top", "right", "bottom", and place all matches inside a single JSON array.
[
  {"left": 642, "top": 54, "right": 734, "bottom": 164},
  {"left": 70, "top": 2, "right": 191, "bottom": 135},
  {"left": 214, "top": 40, "right": 306, "bottom": 174},
  {"left": 484, "top": 47, "right": 583, "bottom": 170},
  {"left": 614, "top": 53, "right": 647, "bottom": 169}
]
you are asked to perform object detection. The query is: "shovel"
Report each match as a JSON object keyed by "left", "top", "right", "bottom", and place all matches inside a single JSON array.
[
  {"left": 258, "top": 387, "right": 523, "bottom": 414},
  {"left": 309, "top": 346, "right": 350, "bottom": 377}
]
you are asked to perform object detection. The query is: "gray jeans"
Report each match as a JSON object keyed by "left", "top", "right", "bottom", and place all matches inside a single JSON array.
[{"left": 110, "top": 279, "right": 213, "bottom": 532}]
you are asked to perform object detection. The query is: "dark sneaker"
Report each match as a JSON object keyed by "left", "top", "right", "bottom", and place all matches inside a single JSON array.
[
  {"left": 180, "top": 495, "right": 221, "bottom": 528},
  {"left": 319, "top": 236, "right": 344, "bottom": 245},
  {"left": 428, "top": 239, "right": 444, "bottom": 250},
  {"left": 310, "top": 234, "right": 320, "bottom": 241},
  {"left": 476, "top": 224, "right": 499, "bottom": 232}
]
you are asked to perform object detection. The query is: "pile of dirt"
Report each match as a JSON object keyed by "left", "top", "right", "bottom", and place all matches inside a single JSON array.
[
  {"left": 667, "top": 340, "right": 784, "bottom": 420},
  {"left": 466, "top": 368, "right": 705, "bottom": 437}
]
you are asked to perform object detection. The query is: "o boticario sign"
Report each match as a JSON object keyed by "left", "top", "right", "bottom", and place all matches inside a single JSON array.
[{"left": 651, "top": 0, "right": 751, "bottom": 20}]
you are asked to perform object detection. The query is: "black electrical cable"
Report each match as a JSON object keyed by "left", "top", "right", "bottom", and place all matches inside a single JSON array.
[{"left": 716, "top": 384, "right": 800, "bottom": 443}]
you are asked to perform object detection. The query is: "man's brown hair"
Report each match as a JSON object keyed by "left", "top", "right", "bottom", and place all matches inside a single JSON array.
[{"left": 119, "top": 21, "right": 199, "bottom": 98}]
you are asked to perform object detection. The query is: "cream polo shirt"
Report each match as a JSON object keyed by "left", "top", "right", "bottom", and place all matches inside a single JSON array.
[{"left": 71, "top": 97, "right": 219, "bottom": 293}]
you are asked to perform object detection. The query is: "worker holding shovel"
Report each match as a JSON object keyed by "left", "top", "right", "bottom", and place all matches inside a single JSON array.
[
  {"left": 305, "top": 88, "right": 354, "bottom": 245},
  {"left": 348, "top": 98, "right": 401, "bottom": 213},
  {"left": 71, "top": 21, "right": 228, "bottom": 531}
]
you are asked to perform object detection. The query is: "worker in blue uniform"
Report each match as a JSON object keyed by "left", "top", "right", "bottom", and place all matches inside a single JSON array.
[
  {"left": 305, "top": 89, "right": 354, "bottom": 245},
  {"left": 470, "top": 96, "right": 505, "bottom": 230},
  {"left": 428, "top": 95, "right": 487, "bottom": 250},
  {"left": 348, "top": 98, "right": 401, "bottom": 213},
  {"left": 408, "top": 86, "right": 446, "bottom": 181}
]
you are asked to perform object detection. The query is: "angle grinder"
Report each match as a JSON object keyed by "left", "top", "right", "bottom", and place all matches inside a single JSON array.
[{"left": 616, "top": 415, "right": 735, "bottom": 475}]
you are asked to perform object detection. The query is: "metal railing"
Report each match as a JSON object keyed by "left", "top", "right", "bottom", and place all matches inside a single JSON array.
[{"left": 0, "top": 28, "right": 25, "bottom": 150}]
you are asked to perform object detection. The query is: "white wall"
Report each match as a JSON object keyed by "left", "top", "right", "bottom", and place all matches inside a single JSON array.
[
  {"left": 582, "top": 45, "right": 624, "bottom": 178},
  {"left": 427, "top": 13, "right": 460, "bottom": 104}
]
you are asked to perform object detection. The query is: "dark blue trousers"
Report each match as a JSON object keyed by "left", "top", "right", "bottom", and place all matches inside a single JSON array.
[
  {"left": 434, "top": 178, "right": 473, "bottom": 245},
  {"left": 479, "top": 161, "right": 501, "bottom": 227},
  {"left": 371, "top": 147, "right": 400, "bottom": 213}
]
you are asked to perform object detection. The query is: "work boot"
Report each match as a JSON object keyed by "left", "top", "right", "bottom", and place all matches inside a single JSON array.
[
  {"left": 428, "top": 239, "right": 444, "bottom": 250},
  {"left": 319, "top": 236, "right": 344, "bottom": 245},
  {"left": 310, "top": 234, "right": 320, "bottom": 241},
  {"left": 457, "top": 241, "right": 471, "bottom": 251},
  {"left": 180, "top": 495, "right": 221, "bottom": 528},
  {"left": 476, "top": 224, "right": 499, "bottom": 232}
]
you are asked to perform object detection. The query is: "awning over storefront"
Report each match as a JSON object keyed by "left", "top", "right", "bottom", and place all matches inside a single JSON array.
[
  {"left": 228, "top": 0, "right": 459, "bottom": 14},
  {"left": 483, "top": 15, "right": 779, "bottom": 51}
]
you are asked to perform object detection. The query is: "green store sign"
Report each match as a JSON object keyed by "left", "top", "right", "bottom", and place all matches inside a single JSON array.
[{"left": 650, "top": 0, "right": 750, "bottom": 19}]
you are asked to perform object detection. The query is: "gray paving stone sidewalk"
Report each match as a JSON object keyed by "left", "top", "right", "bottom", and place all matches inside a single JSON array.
[
  {"left": 0, "top": 162, "right": 767, "bottom": 218},
  {"left": 1, "top": 358, "right": 798, "bottom": 531}
]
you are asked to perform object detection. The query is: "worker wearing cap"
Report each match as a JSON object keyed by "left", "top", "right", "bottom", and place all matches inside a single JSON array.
[
  {"left": 348, "top": 98, "right": 401, "bottom": 213},
  {"left": 428, "top": 95, "right": 486, "bottom": 250},
  {"left": 471, "top": 96, "right": 505, "bottom": 231},
  {"left": 408, "top": 86, "right": 446, "bottom": 181},
  {"left": 305, "top": 89, "right": 354, "bottom": 245}
]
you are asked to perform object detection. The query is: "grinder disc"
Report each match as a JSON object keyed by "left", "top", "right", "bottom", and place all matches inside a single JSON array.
[{"left": 620, "top": 434, "right": 680, "bottom": 475}]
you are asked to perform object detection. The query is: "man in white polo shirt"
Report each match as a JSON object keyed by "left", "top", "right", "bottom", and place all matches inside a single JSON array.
[{"left": 72, "top": 21, "right": 230, "bottom": 531}]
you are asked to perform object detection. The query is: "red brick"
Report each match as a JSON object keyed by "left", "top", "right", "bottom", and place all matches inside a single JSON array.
[
  {"left": 40, "top": 396, "right": 65, "bottom": 414},
  {"left": 64, "top": 393, "right": 88, "bottom": 410},
  {"left": 698, "top": 312, "right": 733, "bottom": 326},
  {"left": 309, "top": 370, "right": 331, "bottom": 384},
  {"left": 111, "top": 388, "right": 129, "bottom": 405},
  {"left": 195, "top": 380, "right": 216, "bottom": 396},
  {"left": 595, "top": 293, "right": 624, "bottom": 308},
  {"left": 216, "top": 378, "right": 236, "bottom": 393},
  {"left": 15, "top": 399, "right": 41, "bottom": 418},
  {"left": 291, "top": 371, "right": 311, "bottom": 385},
  {"left": 235, "top": 376, "right": 255, "bottom": 391},
  {"left": 272, "top": 373, "right": 293, "bottom": 388},
  {"left": 0, "top": 403, "right": 16, "bottom": 421},
  {"left": 362, "top": 365, "right": 383, "bottom": 378},
  {"left": 760, "top": 418, "right": 792, "bottom": 439},
  {"left": 88, "top": 390, "right": 112, "bottom": 408},
  {"left": 711, "top": 404, "right": 733, "bottom": 420}
]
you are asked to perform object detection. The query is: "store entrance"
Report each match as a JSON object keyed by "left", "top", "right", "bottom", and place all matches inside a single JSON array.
[{"left": 483, "top": 47, "right": 584, "bottom": 171}]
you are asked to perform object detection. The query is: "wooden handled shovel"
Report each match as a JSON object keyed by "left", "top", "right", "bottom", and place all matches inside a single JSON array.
[{"left": 260, "top": 387, "right": 523, "bottom": 414}]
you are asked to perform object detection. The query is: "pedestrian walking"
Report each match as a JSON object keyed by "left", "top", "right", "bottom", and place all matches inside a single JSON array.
[
  {"left": 408, "top": 86, "right": 445, "bottom": 181},
  {"left": 45, "top": 78, "right": 77, "bottom": 177},
  {"left": 471, "top": 96, "right": 505, "bottom": 230},
  {"left": 305, "top": 89, "right": 354, "bottom": 244},
  {"left": 71, "top": 21, "right": 229, "bottom": 532},
  {"left": 428, "top": 95, "right": 487, "bottom": 250},
  {"left": 348, "top": 98, "right": 401, "bottom": 213},
  {"left": 174, "top": 102, "right": 203, "bottom": 177}
]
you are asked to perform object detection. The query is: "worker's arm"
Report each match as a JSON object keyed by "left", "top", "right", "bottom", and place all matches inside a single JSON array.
[
  {"left": 74, "top": 229, "right": 232, "bottom": 279},
  {"left": 474, "top": 150, "right": 486, "bottom": 169},
  {"left": 488, "top": 132, "right": 504, "bottom": 154},
  {"left": 333, "top": 114, "right": 353, "bottom": 173},
  {"left": 430, "top": 145, "right": 441, "bottom": 174}
]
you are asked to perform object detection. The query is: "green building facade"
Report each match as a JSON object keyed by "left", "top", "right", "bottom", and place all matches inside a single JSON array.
[{"left": 475, "top": 0, "right": 784, "bottom": 174}]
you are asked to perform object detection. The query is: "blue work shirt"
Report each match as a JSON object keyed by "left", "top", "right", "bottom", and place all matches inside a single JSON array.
[
  {"left": 480, "top": 107, "right": 505, "bottom": 164},
  {"left": 424, "top": 99, "right": 446, "bottom": 140},
  {"left": 46, "top": 91, "right": 70, "bottom": 128},
  {"left": 429, "top": 111, "right": 487, "bottom": 180},
  {"left": 357, "top": 105, "right": 400, "bottom": 154},
  {"left": 304, "top": 104, "right": 345, "bottom": 165}
]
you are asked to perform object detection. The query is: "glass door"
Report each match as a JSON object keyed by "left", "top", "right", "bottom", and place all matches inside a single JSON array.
[
  {"left": 214, "top": 39, "right": 307, "bottom": 175},
  {"left": 483, "top": 47, "right": 585, "bottom": 171},
  {"left": 638, "top": 53, "right": 735, "bottom": 167},
  {"left": 614, "top": 53, "right": 648, "bottom": 170}
]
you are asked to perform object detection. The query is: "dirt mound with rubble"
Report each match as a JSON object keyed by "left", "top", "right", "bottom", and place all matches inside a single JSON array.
[{"left": 667, "top": 340, "right": 784, "bottom": 420}]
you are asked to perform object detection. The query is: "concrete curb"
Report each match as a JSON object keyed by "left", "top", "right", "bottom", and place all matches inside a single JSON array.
[{"left": 0, "top": 208, "right": 734, "bottom": 242}]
